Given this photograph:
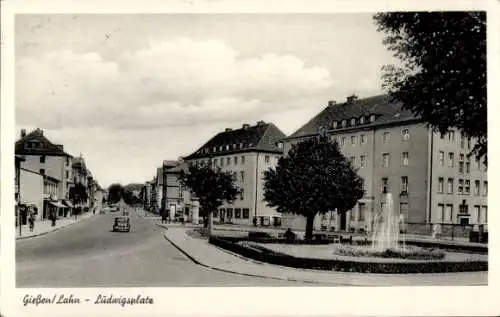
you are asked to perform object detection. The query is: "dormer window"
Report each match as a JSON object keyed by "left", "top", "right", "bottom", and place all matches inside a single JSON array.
[
  {"left": 351, "top": 118, "right": 356, "bottom": 126},
  {"left": 333, "top": 121, "right": 338, "bottom": 129},
  {"left": 219, "top": 146, "right": 223, "bottom": 151},
  {"left": 360, "top": 116, "right": 365, "bottom": 124},
  {"left": 370, "top": 114, "right": 376, "bottom": 122},
  {"left": 342, "top": 120, "right": 347, "bottom": 128},
  {"left": 226, "top": 145, "right": 230, "bottom": 151},
  {"left": 213, "top": 147, "right": 217, "bottom": 152}
]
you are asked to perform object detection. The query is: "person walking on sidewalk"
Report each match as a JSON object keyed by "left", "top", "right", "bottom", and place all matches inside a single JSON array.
[
  {"left": 28, "top": 208, "right": 35, "bottom": 232},
  {"left": 50, "top": 210, "right": 57, "bottom": 227}
]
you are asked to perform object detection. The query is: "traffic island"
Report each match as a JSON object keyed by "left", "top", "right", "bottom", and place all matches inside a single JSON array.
[{"left": 208, "top": 236, "right": 488, "bottom": 274}]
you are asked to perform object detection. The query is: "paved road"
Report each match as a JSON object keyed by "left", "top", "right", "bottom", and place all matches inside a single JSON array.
[{"left": 16, "top": 210, "right": 305, "bottom": 287}]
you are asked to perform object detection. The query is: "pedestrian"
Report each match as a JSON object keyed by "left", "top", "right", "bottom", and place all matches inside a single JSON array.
[
  {"left": 50, "top": 210, "right": 56, "bottom": 227},
  {"left": 28, "top": 209, "right": 35, "bottom": 232},
  {"left": 161, "top": 210, "right": 167, "bottom": 224}
]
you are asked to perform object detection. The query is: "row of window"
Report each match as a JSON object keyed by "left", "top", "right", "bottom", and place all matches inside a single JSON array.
[
  {"left": 332, "top": 114, "right": 376, "bottom": 129},
  {"left": 437, "top": 204, "right": 487, "bottom": 224},
  {"left": 381, "top": 176, "right": 409, "bottom": 193},
  {"left": 214, "top": 208, "right": 250, "bottom": 219},
  {"left": 198, "top": 142, "right": 254, "bottom": 155},
  {"left": 441, "top": 131, "right": 473, "bottom": 149},
  {"left": 332, "top": 129, "right": 410, "bottom": 147},
  {"left": 347, "top": 152, "right": 411, "bottom": 168},
  {"left": 438, "top": 151, "right": 486, "bottom": 172},
  {"left": 438, "top": 178, "right": 487, "bottom": 196},
  {"left": 199, "top": 155, "right": 276, "bottom": 168}
]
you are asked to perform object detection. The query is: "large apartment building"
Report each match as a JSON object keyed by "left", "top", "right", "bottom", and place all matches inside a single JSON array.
[
  {"left": 183, "top": 121, "right": 286, "bottom": 226},
  {"left": 281, "top": 95, "right": 488, "bottom": 233}
]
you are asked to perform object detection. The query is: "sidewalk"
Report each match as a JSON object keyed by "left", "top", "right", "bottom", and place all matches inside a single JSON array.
[
  {"left": 16, "top": 212, "right": 96, "bottom": 240},
  {"left": 160, "top": 226, "right": 487, "bottom": 286}
]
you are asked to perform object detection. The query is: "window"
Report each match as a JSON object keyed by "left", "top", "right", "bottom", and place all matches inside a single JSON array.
[
  {"left": 235, "top": 208, "right": 242, "bottom": 218},
  {"left": 448, "top": 131, "right": 455, "bottom": 141},
  {"left": 358, "top": 203, "right": 365, "bottom": 221},
  {"left": 349, "top": 156, "right": 356, "bottom": 166},
  {"left": 40, "top": 169, "right": 45, "bottom": 175},
  {"left": 333, "top": 121, "right": 338, "bottom": 129},
  {"left": 401, "top": 152, "right": 409, "bottom": 166},
  {"left": 360, "top": 178, "right": 365, "bottom": 192},
  {"left": 482, "top": 206, "right": 487, "bottom": 223},
  {"left": 474, "top": 180, "right": 480, "bottom": 196},
  {"left": 465, "top": 180, "right": 470, "bottom": 194},
  {"left": 438, "top": 177, "right": 444, "bottom": 193},
  {"left": 459, "top": 160, "right": 464, "bottom": 174},
  {"left": 264, "top": 156, "right": 270, "bottom": 164},
  {"left": 445, "top": 204, "right": 453, "bottom": 222},
  {"left": 234, "top": 156, "right": 238, "bottom": 165},
  {"left": 382, "top": 153, "right": 390, "bottom": 167},
  {"left": 226, "top": 157, "right": 230, "bottom": 165},
  {"left": 341, "top": 137, "right": 346, "bottom": 146},
  {"left": 459, "top": 203, "right": 469, "bottom": 215},
  {"left": 215, "top": 209, "right": 222, "bottom": 218},
  {"left": 40, "top": 156, "right": 46, "bottom": 163},
  {"left": 465, "top": 155, "right": 470, "bottom": 173},
  {"left": 240, "top": 188, "right": 244, "bottom": 200},
  {"left": 401, "top": 176, "right": 408, "bottom": 193},
  {"left": 342, "top": 120, "right": 347, "bottom": 127},
  {"left": 213, "top": 158, "right": 218, "bottom": 166},
  {"left": 467, "top": 138, "right": 471, "bottom": 149},
  {"left": 233, "top": 172, "right": 238, "bottom": 181},
  {"left": 65, "top": 157, "right": 69, "bottom": 166},
  {"left": 483, "top": 181, "right": 487, "bottom": 196},
  {"left": 439, "top": 151, "right": 444, "bottom": 166},
  {"left": 370, "top": 114, "right": 376, "bottom": 122},
  {"left": 360, "top": 155, "right": 366, "bottom": 168},
  {"left": 351, "top": 118, "right": 356, "bottom": 126},
  {"left": 241, "top": 156, "right": 245, "bottom": 164},
  {"left": 447, "top": 178, "right": 454, "bottom": 194},
  {"left": 383, "top": 132, "right": 391, "bottom": 143},
  {"left": 240, "top": 171, "right": 245, "bottom": 182},
  {"left": 226, "top": 208, "right": 233, "bottom": 219},
  {"left": 475, "top": 156, "right": 481, "bottom": 170},
  {"left": 351, "top": 136, "right": 356, "bottom": 146},
  {"left": 243, "top": 208, "right": 250, "bottom": 219},
  {"left": 220, "top": 158, "right": 224, "bottom": 167},
  {"left": 226, "top": 145, "right": 230, "bottom": 150},
  {"left": 360, "top": 117, "right": 365, "bottom": 124},
  {"left": 65, "top": 170, "right": 69, "bottom": 179},
  {"left": 381, "top": 178, "right": 388, "bottom": 193},
  {"left": 360, "top": 134, "right": 366, "bottom": 144},
  {"left": 400, "top": 203, "right": 409, "bottom": 220},
  {"left": 474, "top": 205, "right": 481, "bottom": 224},
  {"left": 458, "top": 179, "right": 464, "bottom": 194},
  {"left": 402, "top": 129, "right": 410, "bottom": 141},
  {"left": 460, "top": 135, "right": 465, "bottom": 149},
  {"left": 448, "top": 152, "right": 454, "bottom": 167},
  {"left": 438, "top": 204, "right": 444, "bottom": 222}
]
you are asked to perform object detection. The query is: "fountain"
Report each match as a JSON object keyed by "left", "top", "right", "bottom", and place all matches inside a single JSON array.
[{"left": 371, "top": 193, "right": 406, "bottom": 251}]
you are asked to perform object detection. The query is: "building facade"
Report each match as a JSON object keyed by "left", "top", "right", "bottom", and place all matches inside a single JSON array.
[
  {"left": 19, "top": 168, "right": 44, "bottom": 222},
  {"left": 183, "top": 121, "right": 286, "bottom": 226},
  {"left": 281, "top": 95, "right": 488, "bottom": 233}
]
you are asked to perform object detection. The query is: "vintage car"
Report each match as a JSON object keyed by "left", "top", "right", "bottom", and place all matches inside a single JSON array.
[{"left": 113, "top": 216, "right": 130, "bottom": 232}]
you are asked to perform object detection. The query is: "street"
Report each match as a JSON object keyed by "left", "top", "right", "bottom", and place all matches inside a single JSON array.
[{"left": 16, "top": 210, "right": 305, "bottom": 287}]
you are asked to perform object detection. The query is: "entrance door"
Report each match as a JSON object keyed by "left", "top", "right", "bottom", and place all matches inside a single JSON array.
[{"left": 340, "top": 212, "right": 347, "bottom": 231}]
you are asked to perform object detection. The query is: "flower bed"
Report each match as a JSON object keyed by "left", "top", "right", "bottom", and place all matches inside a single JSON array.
[{"left": 333, "top": 245, "right": 446, "bottom": 260}]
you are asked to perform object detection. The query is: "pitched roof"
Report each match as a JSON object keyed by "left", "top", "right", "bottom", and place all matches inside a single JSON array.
[
  {"left": 15, "top": 129, "right": 72, "bottom": 157},
  {"left": 183, "top": 121, "right": 286, "bottom": 160},
  {"left": 286, "top": 94, "right": 420, "bottom": 140},
  {"left": 167, "top": 161, "right": 189, "bottom": 174}
]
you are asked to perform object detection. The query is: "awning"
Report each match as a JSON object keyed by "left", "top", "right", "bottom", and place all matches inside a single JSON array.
[
  {"left": 49, "top": 201, "right": 66, "bottom": 208},
  {"left": 62, "top": 200, "right": 74, "bottom": 208}
]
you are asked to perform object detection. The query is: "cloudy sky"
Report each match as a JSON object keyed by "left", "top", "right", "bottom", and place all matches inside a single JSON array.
[{"left": 15, "top": 14, "right": 398, "bottom": 187}]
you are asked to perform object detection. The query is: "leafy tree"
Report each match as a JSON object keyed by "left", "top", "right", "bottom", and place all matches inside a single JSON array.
[
  {"left": 68, "top": 182, "right": 88, "bottom": 218},
  {"left": 179, "top": 161, "right": 240, "bottom": 234},
  {"left": 263, "top": 136, "right": 364, "bottom": 241},
  {"left": 374, "top": 12, "right": 487, "bottom": 162},
  {"left": 108, "top": 183, "right": 123, "bottom": 204}
]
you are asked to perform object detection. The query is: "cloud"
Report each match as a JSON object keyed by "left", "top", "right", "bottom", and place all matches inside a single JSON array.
[{"left": 16, "top": 38, "right": 334, "bottom": 129}]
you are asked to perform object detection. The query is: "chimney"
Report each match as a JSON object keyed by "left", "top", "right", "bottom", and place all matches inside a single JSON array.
[
  {"left": 225, "top": 128, "right": 232, "bottom": 132},
  {"left": 242, "top": 124, "right": 250, "bottom": 130},
  {"left": 55, "top": 144, "right": 64, "bottom": 150},
  {"left": 256, "top": 120, "right": 265, "bottom": 126},
  {"left": 346, "top": 94, "right": 359, "bottom": 104},
  {"left": 328, "top": 100, "right": 336, "bottom": 107},
  {"left": 20, "top": 129, "right": 26, "bottom": 138}
]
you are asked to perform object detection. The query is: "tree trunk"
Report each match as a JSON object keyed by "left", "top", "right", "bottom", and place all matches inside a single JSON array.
[
  {"left": 207, "top": 211, "right": 213, "bottom": 236},
  {"left": 305, "top": 213, "right": 315, "bottom": 241}
]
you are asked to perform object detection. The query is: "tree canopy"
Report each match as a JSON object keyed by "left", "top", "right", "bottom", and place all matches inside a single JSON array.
[
  {"left": 374, "top": 12, "right": 487, "bottom": 162},
  {"left": 179, "top": 162, "right": 240, "bottom": 230},
  {"left": 263, "top": 136, "right": 364, "bottom": 240},
  {"left": 107, "top": 183, "right": 123, "bottom": 204},
  {"left": 68, "top": 182, "right": 88, "bottom": 206}
]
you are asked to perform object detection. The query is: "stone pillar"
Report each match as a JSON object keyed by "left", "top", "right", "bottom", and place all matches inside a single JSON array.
[
  {"left": 354, "top": 204, "right": 360, "bottom": 231},
  {"left": 335, "top": 209, "right": 341, "bottom": 231},
  {"left": 191, "top": 199, "right": 200, "bottom": 225},
  {"left": 346, "top": 210, "right": 352, "bottom": 231}
]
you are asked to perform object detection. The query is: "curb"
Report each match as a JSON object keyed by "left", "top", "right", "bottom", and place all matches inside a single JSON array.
[
  {"left": 162, "top": 232, "right": 334, "bottom": 285},
  {"left": 16, "top": 214, "right": 97, "bottom": 241}
]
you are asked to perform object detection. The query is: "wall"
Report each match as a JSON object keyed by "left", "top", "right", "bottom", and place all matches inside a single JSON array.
[
  {"left": 21, "top": 155, "right": 70, "bottom": 200},
  {"left": 19, "top": 168, "right": 44, "bottom": 221}
]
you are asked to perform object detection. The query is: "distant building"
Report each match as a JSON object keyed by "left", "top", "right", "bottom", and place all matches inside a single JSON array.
[
  {"left": 162, "top": 161, "right": 199, "bottom": 222},
  {"left": 183, "top": 120, "right": 286, "bottom": 226},
  {"left": 281, "top": 95, "right": 488, "bottom": 233},
  {"left": 19, "top": 168, "right": 44, "bottom": 223}
]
